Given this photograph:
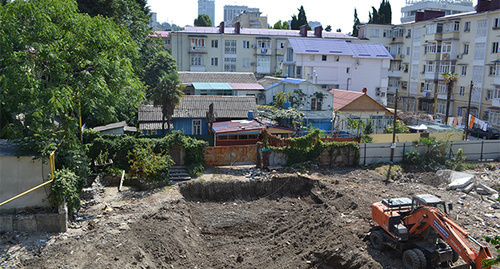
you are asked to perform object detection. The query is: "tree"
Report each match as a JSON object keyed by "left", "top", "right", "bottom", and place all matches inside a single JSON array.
[
  {"left": 441, "top": 71, "right": 458, "bottom": 125},
  {"left": 369, "top": 0, "right": 392, "bottom": 24},
  {"left": 336, "top": 28, "right": 342, "bottom": 32},
  {"left": 0, "top": 0, "right": 144, "bottom": 149},
  {"left": 352, "top": 8, "right": 360, "bottom": 37},
  {"left": 273, "top": 20, "right": 290, "bottom": 30},
  {"left": 194, "top": 14, "right": 212, "bottom": 27},
  {"left": 325, "top": 25, "right": 332, "bottom": 32},
  {"left": 152, "top": 71, "right": 184, "bottom": 135},
  {"left": 291, "top": 6, "right": 309, "bottom": 30}
]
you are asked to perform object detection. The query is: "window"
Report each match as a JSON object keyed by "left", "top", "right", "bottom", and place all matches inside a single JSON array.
[
  {"left": 309, "top": 55, "right": 315, "bottom": 61},
  {"left": 494, "top": 18, "right": 500, "bottom": 29},
  {"left": 369, "top": 29, "right": 380, "bottom": 37},
  {"left": 191, "top": 38, "right": 205, "bottom": 48},
  {"left": 477, "top": 19, "right": 488, "bottom": 37},
  {"left": 444, "top": 21, "right": 459, "bottom": 32},
  {"left": 145, "top": 129, "right": 157, "bottom": 136},
  {"left": 242, "top": 40, "right": 250, "bottom": 49},
  {"left": 406, "top": 47, "right": 410, "bottom": 56},
  {"left": 436, "top": 100, "right": 446, "bottom": 114},
  {"left": 164, "top": 39, "right": 171, "bottom": 45},
  {"left": 459, "top": 86, "right": 465, "bottom": 97},
  {"left": 406, "top": 29, "right": 411, "bottom": 38},
  {"left": 296, "top": 66, "right": 302, "bottom": 77},
  {"left": 257, "top": 40, "right": 270, "bottom": 48},
  {"left": 211, "top": 40, "right": 218, "bottom": 48},
  {"left": 278, "top": 41, "right": 285, "bottom": 49},
  {"left": 461, "top": 65, "right": 467, "bottom": 76},
  {"left": 426, "top": 42, "right": 439, "bottom": 54},
  {"left": 192, "top": 120, "right": 201, "bottom": 135},
  {"left": 224, "top": 40, "right": 236, "bottom": 54},
  {"left": 190, "top": 55, "right": 204, "bottom": 66},
  {"left": 490, "top": 65, "right": 498, "bottom": 76},
  {"left": 242, "top": 58, "right": 250, "bottom": 68},
  {"left": 310, "top": 97, "right": 322, "bottom": 110},
  {"left": 322, "top": 55, "right": 327, "bottom": 61},
  {"left": 463, "top": 43, "right": 469, "bottom": 54},
  {"left": 492, "top": 42, "right": 499, "bottom": 54},
  {"left": 346, "top": 67, "right": 350, "bottom": 74},
  {"left": 211, "top": 57, "right": 218, "bottom": 66},
  {"left": 426, "top": 61, "right": 435, "bottom": 73},
  {"left": 464, "top": 21, "right": 471, "bottom": 32},
  {"left": 224, "top": 58, "right": 236, "bottom": 72}
]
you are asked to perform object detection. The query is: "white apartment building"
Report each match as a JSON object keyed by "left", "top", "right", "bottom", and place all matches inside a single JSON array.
[
  {"left": 401, "top": 0, "right": 474, "bottom": 23},
  {"left": 170, "top": 24, "right": 355, "bottom": 77},
  {"left": 358, "top": 1, "right": 500, "bottom": 130},
  {"left": 282, "top": 38, "right": 392, "bottom": 106},
  {"left": 198, "top": 0, "right": 215, "bottom": 27}
]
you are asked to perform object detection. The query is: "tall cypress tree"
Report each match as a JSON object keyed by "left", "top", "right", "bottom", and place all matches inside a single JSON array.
[
  {"left": 291, "top": 15, "right": 299, "bottom": 30},
  {"left": 297, "top": 5, "right": 309, "bottom": 29},
  {"left": 352, "top": 8, "right": 360, "bottom": 37},
  {"left": 368, "top": 0, "right": 392, "bottom": 24}
]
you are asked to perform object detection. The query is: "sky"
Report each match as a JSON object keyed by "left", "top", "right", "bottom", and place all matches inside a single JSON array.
[{"left": 147, "top": 0, "right": 406, "bottom": 34}]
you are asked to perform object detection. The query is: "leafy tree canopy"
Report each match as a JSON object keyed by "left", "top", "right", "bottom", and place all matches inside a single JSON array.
[
  {"left": 291, "top": 6, "right": 309, "bottom": 30},
  {"left": 325, "top": 25, "right": 332, "bottom": 32},
  {"left": 0, "top": 0, "right": 144, "bottom": 150},
  {"left": 194, "top": 14, "right": 212, "bottom": 27},
  {"left": 273, "top": 20, "right": 290, "bottom": 30}
]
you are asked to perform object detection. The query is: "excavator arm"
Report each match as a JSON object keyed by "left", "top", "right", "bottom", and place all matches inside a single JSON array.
[{"left": 404, "top": 206, "right": 493, "bottom": 269}]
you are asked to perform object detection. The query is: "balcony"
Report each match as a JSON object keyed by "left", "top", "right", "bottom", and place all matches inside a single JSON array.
[
  {"left": 388, "top": 70, "right": 402, "bottom": 78},
  {"left": 442, "top": 31, "right": 460, "bottom": 40},
  {"left": 392, "top": 54, "right": 405, "bottom": 61},
  {"left": 189, "top": 46, "right": 206, "bottom": 53},
  {"left": 495, "top": 75, "right": 500, "bottom": 86},
  {"left": 492, "top": 98, "right": 500, "bottom": 107},
  {"left": 424, "top": 72, "right": 440, "bottom": 80},
  {"left": 425, "top": 53, "right": 441, "bottom": 60}
]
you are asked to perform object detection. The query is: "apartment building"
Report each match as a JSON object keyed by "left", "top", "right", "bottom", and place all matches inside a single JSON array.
[
  {"left": 198, "top": 0, "right": 215, "bottom": 27},
  {"left": 358, "top": 1, "right": 500, "bottom": 130},
  {"left": 223, "top": 5, "right": 259, "bottom": 27},
  {"left": 282, "top": 38, "right": 392, "bottom": 105},
  {"left": 401, "top": 0, "right": 474, "bottom": 23},
  {"left": 169, "top": 23, "right": 355, "bottom": 77}
]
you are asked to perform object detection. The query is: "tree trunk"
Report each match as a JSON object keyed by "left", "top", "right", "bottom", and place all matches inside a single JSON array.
[
  {"left": 445, "top": 82, "right": 452, "bottom": 125},
  {"left": 162, "top": 114, "right": 166, "bottom": 136}
]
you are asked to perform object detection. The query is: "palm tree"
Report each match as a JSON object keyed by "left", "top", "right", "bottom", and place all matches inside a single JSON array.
[
  {"left": 441, "top": 71, "right": 458, "bottom": 125},
  {"left": 153, "top": 71, "right": 184, "bottom": 135}
]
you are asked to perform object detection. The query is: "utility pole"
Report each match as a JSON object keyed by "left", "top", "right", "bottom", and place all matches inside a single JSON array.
[
  {"left": 390, "top": 83, "right": 400, "bottom": 163},
  {"left": 463, "top": 81, "right": 473, "bottom": 140}
]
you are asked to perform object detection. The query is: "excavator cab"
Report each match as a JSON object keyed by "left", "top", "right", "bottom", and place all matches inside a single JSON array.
[{"left": 411, "top": 194, "right": 447, "bottom": 214}]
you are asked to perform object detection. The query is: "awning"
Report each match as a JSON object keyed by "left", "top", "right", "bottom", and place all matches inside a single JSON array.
[{"left": 192, "top": 82, "right": 232, "bottom": 90}]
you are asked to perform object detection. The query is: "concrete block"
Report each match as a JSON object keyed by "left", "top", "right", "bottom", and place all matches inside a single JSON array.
[
  {"left": 459, "top": 183, "right": 475, "bottom": 194},
  {"left": 0, "top": 215, "right": 13, "bottom": 232},
  {"left": 475, "top": 183, "right": 498, "bottom": 195},
  {"left": 13, "top": 215, "right": 37, "bottom": 232},
  {"left": 36, "top": 212, "right": 67, "bottom": 233},
  {"left": 447, "top": 171, "right": 475, "bottom": 190}
]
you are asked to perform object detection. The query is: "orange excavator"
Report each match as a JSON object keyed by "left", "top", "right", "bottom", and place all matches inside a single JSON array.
[{"left": 370, "top": 194, "right": 493, "bottom": 269}]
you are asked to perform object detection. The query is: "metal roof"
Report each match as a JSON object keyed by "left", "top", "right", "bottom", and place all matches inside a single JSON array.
[
  {"left": 192, "top": 82, "right": 232, "bottom": 90},
  {"left": 288, "top": 38, "right": 392, "bottom": 59},
  {"left": 212, "top": 119, "right": 265, "bottom": 134},
  {"left": 179, "top": 72, "right": 258, "bottom": 84}
]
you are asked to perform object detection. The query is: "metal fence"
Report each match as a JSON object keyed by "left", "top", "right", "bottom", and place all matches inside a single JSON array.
[{"left": 359, "top": 140, "right": 500, "bottom": 165}]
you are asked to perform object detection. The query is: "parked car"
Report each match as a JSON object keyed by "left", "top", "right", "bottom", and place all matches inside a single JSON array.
[{"left": 468, "top": 127, "right": 500, "bottom": 139}]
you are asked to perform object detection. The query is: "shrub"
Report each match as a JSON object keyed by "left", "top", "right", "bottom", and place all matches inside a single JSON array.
[
  {"left": 128, "top": 145, "right": 174, "bottom": 183},
  {"left": 50, "top": 168, "right": 86, "bottom": 213}
]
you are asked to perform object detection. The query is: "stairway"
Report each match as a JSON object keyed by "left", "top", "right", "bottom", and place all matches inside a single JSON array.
[{"left": 169, "top": 166, "right": 192, "bottom": 181}]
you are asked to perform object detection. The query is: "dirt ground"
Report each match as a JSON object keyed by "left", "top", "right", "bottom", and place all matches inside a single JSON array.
[{"left": 1, "top": 164, "right": 500, "bottom": 269}]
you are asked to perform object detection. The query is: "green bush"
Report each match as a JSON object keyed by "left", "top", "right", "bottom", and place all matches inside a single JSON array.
[
  {"left": 50, "top": 168, "right": 86, "bottom": 213},
  {"left": 128, "top": 145, "right": 174, "bottom": 183}
]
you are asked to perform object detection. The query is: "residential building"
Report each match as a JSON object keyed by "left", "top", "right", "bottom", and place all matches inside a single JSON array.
[
  {"left": 282, "top": 38, "right": 392, "bottom": 105},
  {"left": 212, "top": 119, "right": 265, "bottom": 146},
  {"left": 329, "top": 89, "right": 394, "bottom": 134},
  {"left": 138, "top": 96, "right": 257, "bottom": 136},
  {"left": 92, "top": 121, "right": 137, "bottom": 135},
  {"left": 357, "top": 1, "right": 500, "bottom": 130},
  {"left": 401, "top": 0, "right": 474, "bottom": 23},
  {"left": 232, "top": 10, "right": 267, "bottom": 29},
  {"left": 224, "top": 5, "right": 259, "bottom": 27},
  {"left": 170, "top": 23, "right": 355, "bottom": 76},
  {"left": 150, "top": 31, "right": 171, "bottom": 51},
  {"left": 198, "top": 0, "right": 215, "bottom": 27},
  {"left": 178, "top": 72, "right": 263, "bottom": 100},
  {"left": 262, "top": 78, "right": 334, "bottom": 132}
]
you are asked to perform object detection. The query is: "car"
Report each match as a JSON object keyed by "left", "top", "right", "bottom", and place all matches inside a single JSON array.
[{"left": 468, "top": 127, "right": 500, "bottom": 139}]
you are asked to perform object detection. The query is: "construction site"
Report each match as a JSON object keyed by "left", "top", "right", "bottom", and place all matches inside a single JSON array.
[{"left": 1, "top": 163, "right": 499, "bottom": 269}]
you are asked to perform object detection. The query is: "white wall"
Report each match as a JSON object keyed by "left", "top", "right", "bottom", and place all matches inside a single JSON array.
[{"left": 0, "top": 156, "right": 52, "bottom": 212}]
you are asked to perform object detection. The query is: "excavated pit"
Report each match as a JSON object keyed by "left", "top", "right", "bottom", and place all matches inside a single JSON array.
[{"left": 126, "top": 176, "right": 381, "bottom": 269}]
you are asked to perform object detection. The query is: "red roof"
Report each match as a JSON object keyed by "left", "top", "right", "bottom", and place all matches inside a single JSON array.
[
  {"left": 330, "top": 89, "right": 364, "bottom": 110},
  {"left": 150, "top": 31, "right": 170, "bottom": 38}
]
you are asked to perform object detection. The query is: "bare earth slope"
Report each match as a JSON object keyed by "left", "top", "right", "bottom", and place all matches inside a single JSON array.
[{"left": 2, "top": 166, "right": 499, "bottom": 269}]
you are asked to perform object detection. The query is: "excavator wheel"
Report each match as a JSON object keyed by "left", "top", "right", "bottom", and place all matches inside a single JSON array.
[
  {"left": 402, "top": 249, "right": 424, "bottom": 269},
  {"left": 370, "top": 230, "right": 386, "bottom": 250},
  {"left": 413, "top": 249, "right": 427, "bottom": 269}
]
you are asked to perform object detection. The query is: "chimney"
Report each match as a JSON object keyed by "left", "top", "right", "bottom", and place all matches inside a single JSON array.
[
  {"left": 234, "top": 22, "right": 241, "bottom": 34},
  {"left": 299, "top": 25, "right": 308, "bottom": 37},
  {"left": 476, "top": 0, "right": 492, "bottom": 12},
  {"left": 219, "top": 22, "right": 225, "bottom": 33},
  {"left": 415, "top": 10, "right": 445, "bottom": 22},
  {"left": 314, "top": 26, "right": 323, "bottom": 38},
  {"left": 362, "top": 88, "right": 367, "bottom": 94},
  {"left": 491, "top": 0, "right": 500, "bottom": 10}
]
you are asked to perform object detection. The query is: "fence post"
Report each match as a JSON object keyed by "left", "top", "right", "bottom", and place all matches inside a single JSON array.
[
  {"left": 480, "top": 141, "right": 484, "bottom": 161},
  {"left": 364, "top": 143, "right": 367, "bottom": 166},
  {"left": 402, "top": 143, "right": 406, "bottom": 163}
]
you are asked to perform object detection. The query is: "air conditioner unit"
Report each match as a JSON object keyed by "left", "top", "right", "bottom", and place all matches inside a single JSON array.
[
  {"left": 251, "top": 45, "right": 257, "bottom": 49},
  {"left": 250, "top": 62, "right": 256, "bottom": 66},
  {"left": 400, "top": 54, "right": 405, "bottom": 58},
  {"left": 457, "top": 54, "right": 463, "bottom": 59},
  {"left": 375, "top": 88, "right": 381, "bottom": 96}
]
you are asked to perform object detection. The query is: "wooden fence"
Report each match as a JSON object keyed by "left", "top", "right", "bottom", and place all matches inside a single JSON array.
[{"left": 205, "top": 145, "right": 257, "bottom": 166}]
